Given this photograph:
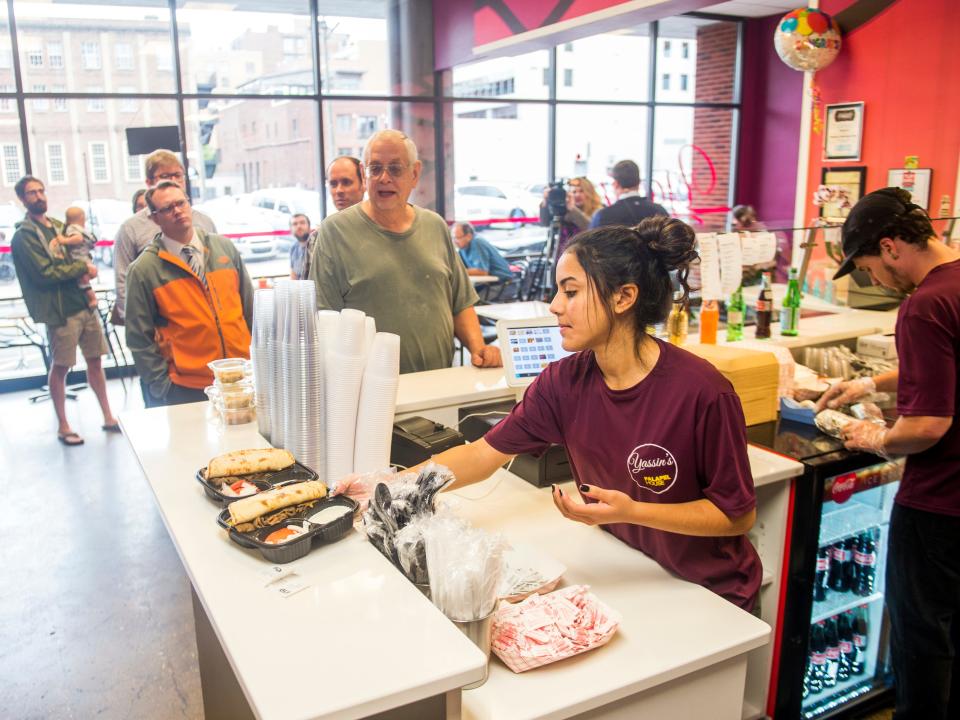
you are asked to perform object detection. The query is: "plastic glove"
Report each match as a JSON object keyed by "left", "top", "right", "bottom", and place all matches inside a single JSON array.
[
  {"left": 840, "top": 419, "right": 891, "bottom": 460},
  {"left": 815, "top": 376, "right": 876, "bottom": 412}
]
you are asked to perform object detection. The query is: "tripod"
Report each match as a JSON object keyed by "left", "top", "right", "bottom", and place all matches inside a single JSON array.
[{"left": 525, "top": 214, "right": 563, "bottom": 301}]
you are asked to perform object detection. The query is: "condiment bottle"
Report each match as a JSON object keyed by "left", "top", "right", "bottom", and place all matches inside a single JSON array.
[
  {"left": 667, "top": 302, "right": 688, "bottom": 346},
  {"left": 699, "top": 300, "right": 718, "bottom": 344}
]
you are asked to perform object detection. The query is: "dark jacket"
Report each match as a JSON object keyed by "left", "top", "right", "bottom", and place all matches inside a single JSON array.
[
  {"left": 591, "top": 195, "right": 668, "bottom": 228},
  {"left": 10, "top": 214, "right": 89, "bottom": 327}
]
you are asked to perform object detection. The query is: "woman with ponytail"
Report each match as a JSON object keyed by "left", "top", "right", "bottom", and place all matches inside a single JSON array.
[{"left": 421, "top": 216, "right": 761, "bottom": 610}]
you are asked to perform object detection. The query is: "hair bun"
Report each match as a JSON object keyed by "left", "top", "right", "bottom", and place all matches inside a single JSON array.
[{"left": 632, "top": 216, "right": 698, "bottom": 273}]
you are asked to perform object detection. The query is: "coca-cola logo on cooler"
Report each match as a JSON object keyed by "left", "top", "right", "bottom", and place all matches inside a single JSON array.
[
  {"left": 627, "top": 443, "right": 678, "bottom": 494},
  {"left": 831, "top": 472, "right": 858, "bottom": 504}
]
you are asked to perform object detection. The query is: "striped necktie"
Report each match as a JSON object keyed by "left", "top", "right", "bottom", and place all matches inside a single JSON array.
[{"left": 181, "top": 245, "right": 205, "bottom": 285}]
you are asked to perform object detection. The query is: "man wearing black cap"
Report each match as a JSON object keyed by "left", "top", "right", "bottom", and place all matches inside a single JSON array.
[{"left": 816, "top": 187, "right": 959, "bottom": 719}]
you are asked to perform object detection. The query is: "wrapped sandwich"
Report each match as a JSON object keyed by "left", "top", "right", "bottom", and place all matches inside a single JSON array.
[
  {"left": 227, "top": 480, "right": 328, "bottom": 527},
  {"left": 207, "top": 448, "right": 296, "bottom": 479}
]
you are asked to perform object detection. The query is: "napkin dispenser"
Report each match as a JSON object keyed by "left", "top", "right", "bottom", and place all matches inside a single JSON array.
[{"left": 390, "top": 416, "right": 465, "bottom": 469}]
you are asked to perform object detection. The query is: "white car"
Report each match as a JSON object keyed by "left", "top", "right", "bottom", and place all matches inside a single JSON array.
[
  {"left": 195, "top": 197, "right": 291, "bottom": 262},
  {"left": 454, "top": 183, "right": 537, "bottom": 226},
  {"left": 0, "top": 203, "right": 20, "bottom": 282}
]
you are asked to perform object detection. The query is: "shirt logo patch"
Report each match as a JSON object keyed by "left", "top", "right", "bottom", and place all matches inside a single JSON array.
[
  {"left": 217, "top": 255, "right": 229, "bottom": 265},
  {"left": 627, "top": 443, "right": 678, "bottom": 494}
]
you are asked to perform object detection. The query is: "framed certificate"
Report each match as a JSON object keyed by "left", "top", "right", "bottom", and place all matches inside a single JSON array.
[
  {"left": 887, "top": 168, "right": 932, "bottom": 210},
  {"left": 824, "top": 102, "right": 864, "bottom": 161},
  {"left": 820, "top": 167, "right": 866, "bottom": 220}
]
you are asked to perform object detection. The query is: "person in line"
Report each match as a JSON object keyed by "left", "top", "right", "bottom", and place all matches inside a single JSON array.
[
  {"left": 125, "top": 182, "right": 254, "bottom": 407},
  {"left": 131, "top": 189, "right": 148, "bottom": 214},
  {"left": 451, "top": 221, "right": 513, "bottom": 282},
  {"left": 288, "top": 213, "right": 312, "bottom": 280},
  {"left": 58, "top": 206, "right": 99, "bottom": 309},
  {"left": 112, "top": 150, "right": 216, "bottom": 326},
  {"left": 731, "top": 204, "right": 764, "bottom": 231},
  {"left": 590, "top": 160, "right": 667, "bottom": 228},
  {"left": 10, "top": 176, "right": 120, "bottom": 445},
  {"left": 310, "top": 129, "right": 501, "bottom": 374},
  {"left": 815, "top": 187, "right": 959, "bottom": 720},
  {"left": 539, "top": 176, "right": 603, "bottom": 260},
  {"left": 327, "top": 156, "right": 366, "bottom": 211},
  {"left": 415, "top": 216, "right": 762, "bottom": 611}
]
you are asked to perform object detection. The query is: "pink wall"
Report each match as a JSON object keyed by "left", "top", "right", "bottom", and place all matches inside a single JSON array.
[{"left": 735, "top": 15, "right": 804, "bottom": 229}]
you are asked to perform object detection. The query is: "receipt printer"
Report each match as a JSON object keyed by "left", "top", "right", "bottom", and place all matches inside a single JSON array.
[
  {"left": 458, "top": 401, "right": 572, "bottom": 488},
  {"left": 390, "top": 416, "right": 465, "bottom": 469}
]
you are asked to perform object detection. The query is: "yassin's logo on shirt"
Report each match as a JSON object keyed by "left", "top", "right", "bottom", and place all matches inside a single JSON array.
[{"left": 627, "top": 443, "right": 678, "bottom": 494}]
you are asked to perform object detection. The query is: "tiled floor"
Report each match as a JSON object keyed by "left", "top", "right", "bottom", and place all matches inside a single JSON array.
[{"left": 0, "top": 378, "right": 203, "bottom": 719}]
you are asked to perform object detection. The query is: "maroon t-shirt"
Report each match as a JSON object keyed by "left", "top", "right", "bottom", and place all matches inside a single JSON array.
[
  {"left": 485, "top": 339, "right": 761, "bottom": 610},
  {"left": 894, "top": 258, "right": 960, "bottom": 516}
]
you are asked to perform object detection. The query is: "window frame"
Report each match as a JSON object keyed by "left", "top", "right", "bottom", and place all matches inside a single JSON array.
[
  {"left": 45, "top": 141, "right": 68, "bottom": 185},
  {"left": 88, "top": 141, "right": 111, "bottom": 184}
]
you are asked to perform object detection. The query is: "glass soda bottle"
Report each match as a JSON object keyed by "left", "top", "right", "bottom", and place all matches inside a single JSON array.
[
  {"left": 780, "top": 267, "right": 801, "bottom": 336},
  {"left": 699, "top": 300, "right": 718, "bottom": 344},
  {"left": 755, "top": 271, "right": 773, "bottom": 339},
  {"left": 726, "top": 285, "right": 744, "bottom": 341},
  {"left": 808, "top": 623, "right": 827, "bottom": 694},
  {"left": 851, "top": 607, "right": 868, "bottom": 675},
  {"left": 854, "top": 531, "right": 878, "bottom": 596},
  {"left": 667, "top": 302, "right": 688, "bottom": 346},
  {"left": 837, "top": 612, "right": 853, "bottom": 682},
  {"left": 824, "top": 617, "right": 840, "bottom": 688}
]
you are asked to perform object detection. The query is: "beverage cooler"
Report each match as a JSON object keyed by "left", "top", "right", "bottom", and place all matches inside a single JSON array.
[{"left": 748, "top": 419, "right": 903, "bottom": 719}]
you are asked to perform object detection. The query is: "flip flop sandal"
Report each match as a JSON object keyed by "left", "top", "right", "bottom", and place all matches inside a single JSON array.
[
  {"left": 102, "top": 423, "right": 122, "bottom": 433},
  {"left": 58, "top": 432, "right": 85, "bottom": 446}
]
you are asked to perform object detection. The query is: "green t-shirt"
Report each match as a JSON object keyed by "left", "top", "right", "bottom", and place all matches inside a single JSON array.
[{"left": 310, "top": 204, "right": 479, "bottom": 374}]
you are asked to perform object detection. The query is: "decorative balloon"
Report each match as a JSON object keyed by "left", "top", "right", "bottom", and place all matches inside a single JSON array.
[{"left": 775, "top": 7, "right": 842, "bottom": 72}]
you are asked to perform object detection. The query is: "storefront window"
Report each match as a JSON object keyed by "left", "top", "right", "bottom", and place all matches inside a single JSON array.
[
  {"left": 176, "top": 0, "right": 314, "bottom": 95},
  {"left": 13, "top": 1, "right": 176, "bottom": 94},
  {"left": 656, "top": 16, "right": 739, "bottom": 105},
  {"left": 556, "top": 26, "right": 651, "bottom": 102},
  {"left": 452, "top": 50, "right": 551, "bottom": 101}
]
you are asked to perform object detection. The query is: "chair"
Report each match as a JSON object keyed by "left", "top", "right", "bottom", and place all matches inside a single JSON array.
[
  {"left": 517, "top": 256, "right": 551, "bottom": 301},
  {"left": 95, "top": 292, "right": 130, "bottom": 392}
]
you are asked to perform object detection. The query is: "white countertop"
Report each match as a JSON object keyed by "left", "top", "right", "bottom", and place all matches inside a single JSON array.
[
  {"left": 747, "top": 444, "right": 804, "bottom": 488},
  {"left": 396, "top": 365, "right": 511, "bottom": 416},
  {"left": 121, "top": 404, "right": 486, "bottom": 720},
  {"left": 449, "top": 471, "right": 773, "bottom": 720}
]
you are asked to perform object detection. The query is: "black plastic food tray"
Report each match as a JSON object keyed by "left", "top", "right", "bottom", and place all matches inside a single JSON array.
[
  {"left": 217, "top": 495, "right": 359, "bottom": 563},
  {"left": 196, "top": 461, "right": 318, "bottom": 506}
]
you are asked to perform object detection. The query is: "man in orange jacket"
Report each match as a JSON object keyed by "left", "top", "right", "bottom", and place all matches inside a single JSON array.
[{"left": 125, "top": 182, "right": 253, "bottom": 407}]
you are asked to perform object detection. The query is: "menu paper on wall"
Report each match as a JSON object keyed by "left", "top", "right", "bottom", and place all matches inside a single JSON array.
[
  {"left": 717, "top": 232, "right": 744, "bottom": 296},
  {"left": 740, "top": 232, "right": 778, "bottom": 265},
  {"left": 696, "top": 233, "right": 722, "bottom": 301}
]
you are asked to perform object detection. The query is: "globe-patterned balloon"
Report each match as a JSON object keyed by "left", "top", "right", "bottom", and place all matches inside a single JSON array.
[{"left": 775, "top": 7, "right": 842, "bottom": 72}]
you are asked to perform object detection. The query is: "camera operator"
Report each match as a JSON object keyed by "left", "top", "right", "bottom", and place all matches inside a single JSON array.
[{"left": 538, "top": 177, "right": 602, "bottom": 261}]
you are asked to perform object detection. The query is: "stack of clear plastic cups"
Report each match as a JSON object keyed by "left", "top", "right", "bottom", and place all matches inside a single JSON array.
[
  {"left": 269, "top": 280, "right": 293, "bottom": 451},
  {"left": 353, "top": 332, "right": 401, "bottom": 474},
  {"left": 250, "top": 288, "right": 275, "bottom": 441},
  {"left": 324, "top": 308, "right": 367, "bottom": 484},
  {"left": 279, "top": 281, "right": 326, "bottom": 481}
]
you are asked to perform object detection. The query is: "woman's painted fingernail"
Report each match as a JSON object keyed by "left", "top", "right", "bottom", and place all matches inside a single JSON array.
[{"left": 579, "top": 484, "right": 590, "bottom": 493}]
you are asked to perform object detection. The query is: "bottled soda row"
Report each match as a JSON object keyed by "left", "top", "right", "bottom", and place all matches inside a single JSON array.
[
  {"left": 804, "top": 606, "right": 870, "bottom": 700},
  {"left": 814, "top": 527, "right": 880, "bottom": 602}
]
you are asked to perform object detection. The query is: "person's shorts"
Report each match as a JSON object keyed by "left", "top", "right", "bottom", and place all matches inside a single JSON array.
[{"left": 47, "top": 309, "right": 108, "bottom": 367}]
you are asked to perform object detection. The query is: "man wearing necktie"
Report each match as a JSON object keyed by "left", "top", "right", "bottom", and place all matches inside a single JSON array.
[{"left": 124, "top": 182, "right": 254, "bottom": 407}]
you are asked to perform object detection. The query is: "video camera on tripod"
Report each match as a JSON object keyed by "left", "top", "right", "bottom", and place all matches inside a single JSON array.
[{"left": 546, "top": 180, "right": 568, "bottom": 219}]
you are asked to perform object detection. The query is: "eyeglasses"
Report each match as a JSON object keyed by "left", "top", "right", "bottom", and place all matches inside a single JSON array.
[
  {"left": 156, "top": 171, "right": 185, "bottom": 182},
  {"left": 365, "top": 162, "right": 408, "bottom": 179},
  {"left": 154, "top": 199, "right": 190, "bottom": 216}
]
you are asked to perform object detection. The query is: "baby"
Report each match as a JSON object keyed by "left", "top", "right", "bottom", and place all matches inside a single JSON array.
[{"left": 55, "top": 206, "right": 99, "bottom": 309}]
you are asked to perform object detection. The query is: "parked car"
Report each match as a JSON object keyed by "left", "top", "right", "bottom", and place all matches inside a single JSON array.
[
  {"left": 453, "top": 182, "right": 537, "bottom": 227},
  {"left": 195, "top": 197, "right": 291, "bottom": 262},
  {"left": 0, "top": 203, "right": 20, "bottom": 282}
]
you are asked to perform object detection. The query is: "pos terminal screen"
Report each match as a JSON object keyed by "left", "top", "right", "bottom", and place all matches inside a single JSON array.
[{"left": 506, "top": 325, "right": 572, "bottom": 380}]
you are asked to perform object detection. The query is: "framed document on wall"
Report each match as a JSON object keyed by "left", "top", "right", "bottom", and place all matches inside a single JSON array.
[
  {"left": 820, "top": 167, "right": 866, "bottom": 219},
  {"left": 824, "top": 102, "right": 864, "bottom": 161},
  {"left": 887, "top": 168, "right": 932, "bottom": 210}
]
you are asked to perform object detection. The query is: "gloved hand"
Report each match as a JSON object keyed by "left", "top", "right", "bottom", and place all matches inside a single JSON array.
[
  {"left": 815, "top": 376, "right": 876, "bottom": 412},
  {"left": 840, "top": 419, "right": 891, "bottom": 460}
]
